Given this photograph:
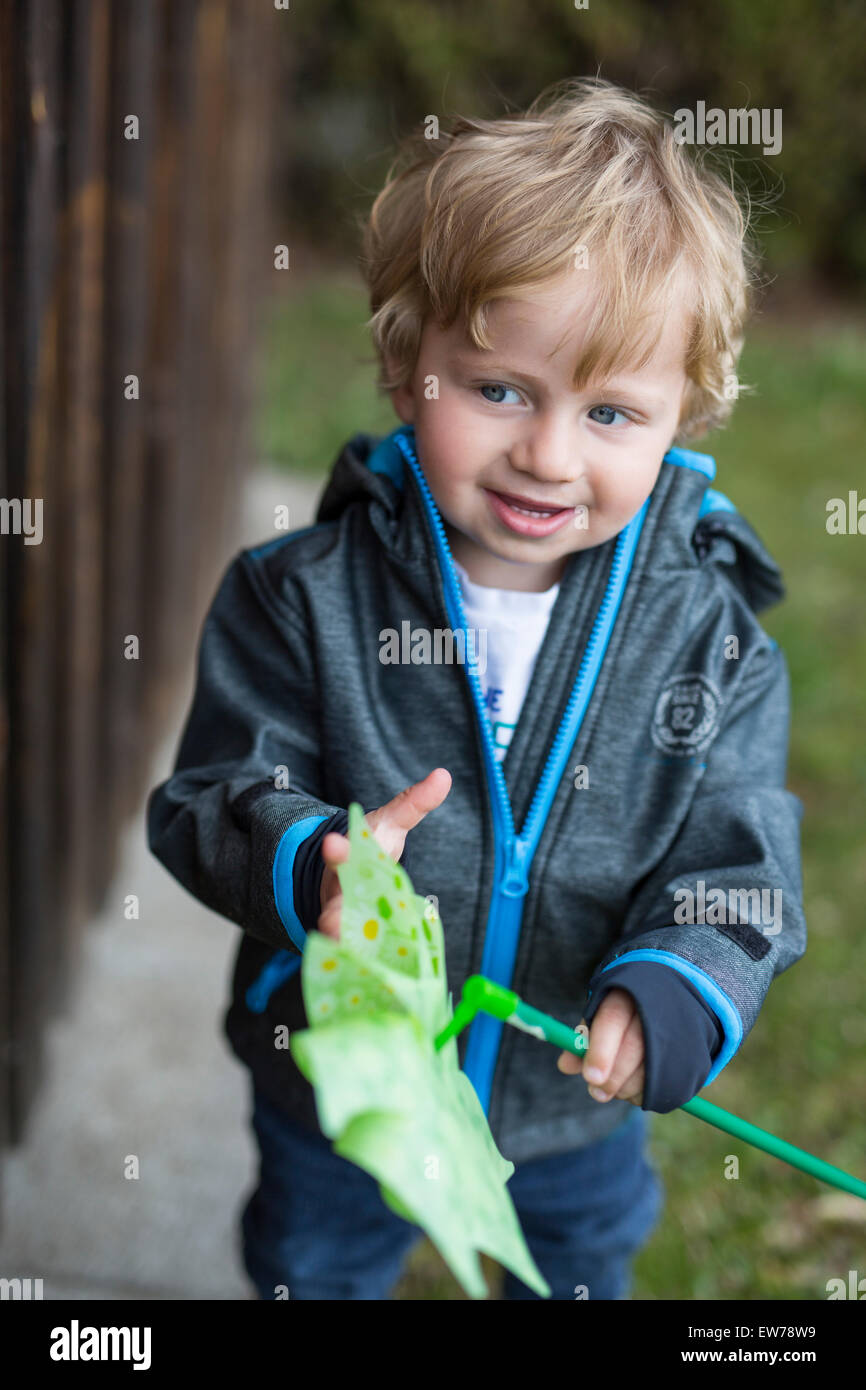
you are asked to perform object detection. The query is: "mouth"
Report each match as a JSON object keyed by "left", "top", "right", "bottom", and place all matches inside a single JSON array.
[{"left": 484, "top": 488, "right": 578, "bottom": 538}]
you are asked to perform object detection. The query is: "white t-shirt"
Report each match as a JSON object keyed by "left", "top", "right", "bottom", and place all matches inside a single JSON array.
[{"left": 453, "top": 559, "right": 561, "bottom": 763}]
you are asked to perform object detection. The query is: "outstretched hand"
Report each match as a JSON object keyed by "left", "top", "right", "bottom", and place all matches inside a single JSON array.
[
  {"left": 316, "top": 767, "right": 453, "bottom": 941},
  {"left": 557, "top": 987, "right": 645, "bottom": 1106}
]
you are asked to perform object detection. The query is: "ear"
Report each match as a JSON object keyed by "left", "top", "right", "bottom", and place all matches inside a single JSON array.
[{"left": 388, "top": 360, "right": 416, "bottom": 424}]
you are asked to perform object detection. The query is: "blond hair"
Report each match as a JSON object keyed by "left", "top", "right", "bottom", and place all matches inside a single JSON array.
[{"left": 360, "top": 77, "right": 760, "bottom": 441}]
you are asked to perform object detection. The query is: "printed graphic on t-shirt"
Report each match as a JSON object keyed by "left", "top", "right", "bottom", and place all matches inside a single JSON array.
[
  {"left": 453, "top": 559, "right": 559, "bottom": 770},
  {"left": 483, "top": 685, "right": 514, "bottom": 760},
  {"left": 491, "top": 722, "right": 515, "bottom": 759}
]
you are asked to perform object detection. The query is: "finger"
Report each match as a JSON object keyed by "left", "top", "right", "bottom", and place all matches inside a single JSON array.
[
  {"left": 318, "top": 856, "right": 346, "bottom": 911},
  {"left": 587, "top": 1013, "right": 645, "bottom": 1099},
  {"left": 368, "top": 768, "right": 452, "bottom": 843},
  {"left": 594, "top": 1061, "right": 644, "bottom": 1107},
  {"left": 316, "top": 894, "right": 343, "bottom": 940},
  {"left": 582, "top": 990, "right": 637, "bottom": 1086},
  {"left": 557, "top": 1049, "right": 582, "bottom": 1074},
  {"left": 614, "top": 1063, "right": 644, "bottom": 1107},
  {"left": 320, "top": 831, "right": 350, "bottom": 866}
]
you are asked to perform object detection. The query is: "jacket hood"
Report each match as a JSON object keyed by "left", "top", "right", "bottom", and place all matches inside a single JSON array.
[{"left": 315, "top": 426, "right": 785, "bottom": 614}]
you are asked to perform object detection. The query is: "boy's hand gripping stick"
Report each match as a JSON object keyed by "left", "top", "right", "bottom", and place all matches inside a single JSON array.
[{"left": 435, "top": 974, "right": 866, "bottom": 1202}]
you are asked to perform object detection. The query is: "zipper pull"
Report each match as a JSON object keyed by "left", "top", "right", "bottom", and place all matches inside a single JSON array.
[{"left": 501, "top": 836, "right": 530, "bottom": 898}]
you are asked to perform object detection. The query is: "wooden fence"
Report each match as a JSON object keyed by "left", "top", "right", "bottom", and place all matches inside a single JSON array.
[{"left": 0, "top": 0, "right": 281, "bottom": 1188}]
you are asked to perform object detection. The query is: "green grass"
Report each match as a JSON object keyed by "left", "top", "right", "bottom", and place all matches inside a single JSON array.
[
  {"left": 254, "top": 271, "right": 396, "bottom": 473},
  {"left": 257, "top": 274, "right": 866, "bottom": 1299},
  {"left": 635, "top": 321, "right": 866, "bottom": 1302}
]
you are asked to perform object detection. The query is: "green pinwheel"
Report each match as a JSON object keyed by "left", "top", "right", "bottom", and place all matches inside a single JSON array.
[
  {"left": 290, "top": 801, "right": 866, "bottom": 1301},
  {"left": 289, "top": 801, "right": 550, "bottom": 1300}
]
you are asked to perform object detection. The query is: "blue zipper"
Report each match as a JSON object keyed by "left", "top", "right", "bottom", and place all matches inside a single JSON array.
[{"left": 392, "top": 426, "right": 650, "bottom": 1114}]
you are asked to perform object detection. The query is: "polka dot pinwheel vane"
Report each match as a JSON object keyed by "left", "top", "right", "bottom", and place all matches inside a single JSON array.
[
  {"left": 289, "top": 801, "right": 551, "bottom": 1300},
  {"left": 291, "top": 802, "right": 866, "bottom": 1300}
]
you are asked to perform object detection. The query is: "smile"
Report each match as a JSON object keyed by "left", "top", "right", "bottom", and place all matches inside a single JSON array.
[{"left": 484, "top": 489, "right": 577, "bottom": 538}]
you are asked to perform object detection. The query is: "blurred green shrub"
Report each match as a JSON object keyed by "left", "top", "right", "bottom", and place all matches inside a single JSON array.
[{"left": 280, "top": 0, "right": 866, "bottom": 290}]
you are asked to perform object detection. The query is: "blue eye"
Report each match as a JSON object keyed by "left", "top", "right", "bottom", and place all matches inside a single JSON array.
[
  {"left": 479, "top": 383, "right": 522, "bottom": 405},
  {"left": 589, "top": 405, "right": 629, "bottom": 426}
]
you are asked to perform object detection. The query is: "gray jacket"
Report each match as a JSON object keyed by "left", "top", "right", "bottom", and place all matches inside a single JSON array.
[{"left": 146, "top": 424, "right": 805, "bottom": 1164}]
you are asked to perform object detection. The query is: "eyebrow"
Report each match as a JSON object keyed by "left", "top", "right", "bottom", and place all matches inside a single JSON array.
[
  {"left": 593, "top": 384, "right": 668, "bottom": 412},
  {"left": 452, "top": 354, "right": 667, "bottom": 411},
  {"left": 452, "top": 353, "right": 547, "bottom": 385}
]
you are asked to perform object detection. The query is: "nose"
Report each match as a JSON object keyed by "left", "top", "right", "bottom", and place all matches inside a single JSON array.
[{"left": 509, "top": 410, "right": 581, "bottom": 488}]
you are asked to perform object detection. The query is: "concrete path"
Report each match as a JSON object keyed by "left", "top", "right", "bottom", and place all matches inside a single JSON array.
[{"left": 0, "top": 467, "right": 326, "bottom": 1299}]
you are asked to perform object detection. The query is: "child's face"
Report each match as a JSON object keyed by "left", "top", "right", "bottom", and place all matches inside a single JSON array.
[{"left": 390, "top": 270, "right": 691, "bottom": 591}]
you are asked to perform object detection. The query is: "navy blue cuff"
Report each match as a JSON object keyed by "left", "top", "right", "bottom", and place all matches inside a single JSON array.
[
  {"left": 291, "top": 809, "right": 350, "bottom": 937},
  {"left": 583, "top": 961, "right": 724, "bottom": 1113}
]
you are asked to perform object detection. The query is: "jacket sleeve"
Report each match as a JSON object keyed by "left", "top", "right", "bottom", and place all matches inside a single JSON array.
[
  {"left": 583, "top": 960, "right": 724, "bottom": 1112},
  {"left": 146, "top": 547, "right": 349, "bottom": 955},
  {"left": 584, "top": 637, "right": 805, "bottom": 1100}
]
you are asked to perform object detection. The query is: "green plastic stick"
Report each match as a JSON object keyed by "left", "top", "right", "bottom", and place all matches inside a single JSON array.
[{"left": 435, "top": 975, "right": 866, "bottom": 1202}]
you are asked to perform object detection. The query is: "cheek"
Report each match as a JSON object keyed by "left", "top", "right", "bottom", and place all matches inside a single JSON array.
[
  {"left": 418, "top": 403, "right": 483, "bottom": 486},
  {"left": 593, "top": 451, "right": 661, "bottom": 514}
]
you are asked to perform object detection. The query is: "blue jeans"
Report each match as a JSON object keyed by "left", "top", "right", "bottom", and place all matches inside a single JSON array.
[{"left": 240, "top": 1084, "right": 664, "bottom": 1300}]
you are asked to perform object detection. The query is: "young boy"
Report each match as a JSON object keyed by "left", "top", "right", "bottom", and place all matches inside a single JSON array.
[{"left": 147, "top": 76, "right": 805, "bottom": 1300}]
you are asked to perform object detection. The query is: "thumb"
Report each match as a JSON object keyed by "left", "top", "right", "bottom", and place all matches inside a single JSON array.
[
  {"left": 557, "top": 1050, "right": 583, "bottom": 1074},
  {"left": 557, "top": 1019, "right": 588, "bottom": 1074}
]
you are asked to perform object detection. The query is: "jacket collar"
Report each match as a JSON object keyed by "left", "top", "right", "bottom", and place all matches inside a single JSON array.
[{"left": 315, "top": 425, "right": 784, "bottom": 613}]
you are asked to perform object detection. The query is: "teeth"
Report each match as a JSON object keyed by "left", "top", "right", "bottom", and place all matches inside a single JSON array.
[{"left": 507, "top": 500, "right": 557, "bottom": 517}]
